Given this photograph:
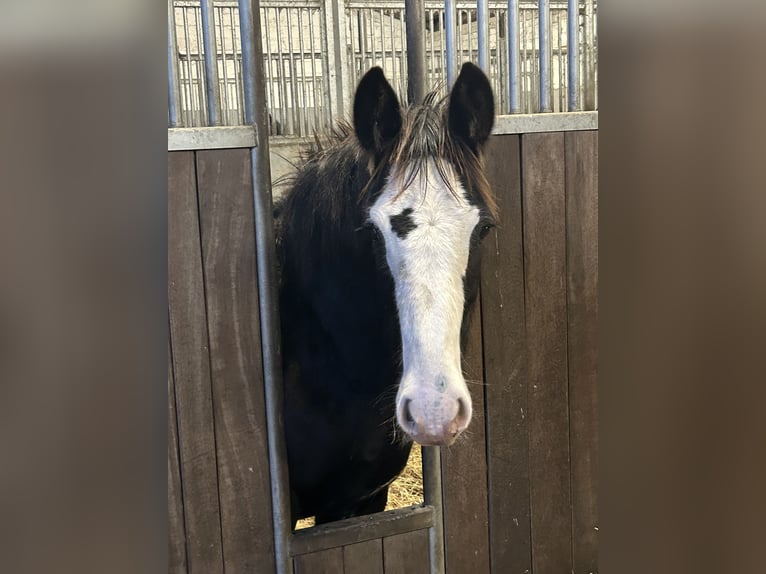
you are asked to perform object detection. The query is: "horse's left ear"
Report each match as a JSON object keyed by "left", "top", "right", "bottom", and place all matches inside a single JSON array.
[{"left": 448, "top": 63, "right": 495, "bottom": 151}]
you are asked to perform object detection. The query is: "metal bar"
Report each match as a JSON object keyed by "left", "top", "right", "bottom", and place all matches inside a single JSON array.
[
  {"left": 217, "top": 6, "right": 230, "bottom": 124},
  {"left": 477, "top": 0, "right": 489, "bottom": 71},
  {"left": 399, "top": 9, "right": 406, "bottom": 87},
  {"left": 237, "top": 1, "right": 291, "bottom": 574},
  {"left": 444, "top": 0, "right": 456, "bottom": 85},
  {"left": 286, "top": 8, "right": 299, "bottom": 134},
  {"left": 584, "top": 0, "right": 595, "bottom": 109},
  {"left": 231, "top": 7, "right": 244, "bottom": 124},
  {"left": 200, "top": 0, "right": 221, "bottom": 125},
  {"left": 507, "top": 0, "right": 520, "bottom": 112},
  {"left": 405, "top": 0, "right": 426, "bottom": 104},
  {"left": 538, "top": 0, "right": 551, "bottom": 112},
  {"left": 423, "top": 446, "right": 445, "bottom": 574},
  {"left": 193, "top": 7, "right": 207, "bottom": 124},
  {"left": 308, "top": 8, "right": 320, "bottom": 131},
  {"left": 557, "top": 8, "right": 563, "bottom": 112},
  {"left": 369, "top": 8, "right": 377, "bottom": 65},
  {"left": 275, "top": 9, "right": 289, "bottom": 130},
  {"left": 181, "top": 7, "right": 194, "bottom": 125},
  {"left": 389, "top": 8, "right": 396, "bottom": 89},
  {"left": 262, "top": 7, "right": 275, "bottom": 131},
  {"left": 168, "top": 0, "right": 182, "bottom": 127},
  {"left": 297, "top": 8, "right": 309, "bottom": 135},
  {"left": 567, "top": 0, "right": 579, "bottom": 110}
]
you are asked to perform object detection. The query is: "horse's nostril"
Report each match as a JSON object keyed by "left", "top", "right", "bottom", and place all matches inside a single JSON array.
[{"left": 403, "top": 398, "right": 415, "bottom": 426}]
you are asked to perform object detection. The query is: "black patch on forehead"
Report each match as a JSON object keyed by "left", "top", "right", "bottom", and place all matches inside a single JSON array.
[{"left": 390, "top": 208, "right": 417, "bottom": 239}]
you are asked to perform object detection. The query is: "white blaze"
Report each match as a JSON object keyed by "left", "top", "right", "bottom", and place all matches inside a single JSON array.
[{"left": 369, "top": 159, "right": 478, "bottom": 444}]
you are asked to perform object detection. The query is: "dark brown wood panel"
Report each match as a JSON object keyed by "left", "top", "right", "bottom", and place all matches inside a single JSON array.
[
  {"left": 294, "top": 548, "right": 344, "bottom": 574},
  {"left": 196, "top": 149, "right": 276, "bottom": 573},
  {"left": 441, "top": 299, "right": 490, "bottom": 574},
  {"left": 343, "top": 539, "right": 384, "bottom": 574},
  {"left": 481, "top": 134, "right": 532, "bottom": 574},
  {"left": 565, "top": 131, "right": 599, "bottom": 574},
  {"left": 168, "top": 338, "right": 187, "bottom": 574},
  {"left": 168, "top": 151, "right": 224, "bottom": 574},
  {"left": 383, "top": 529, "right": 430, "bottom": 574},
  {"left": 521, "top": 132, "right": 573, "bottom": 574},
  {"left": 291, "top": 505, "right": 433, "bottom": 556}
]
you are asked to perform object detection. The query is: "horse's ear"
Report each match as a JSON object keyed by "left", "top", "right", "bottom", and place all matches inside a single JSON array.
[
  {"left": 353, "top": 67, "right": 402, "bottom": 156},
  {"left": 448, "top": 62, "right": 495, "bottom": 151}
]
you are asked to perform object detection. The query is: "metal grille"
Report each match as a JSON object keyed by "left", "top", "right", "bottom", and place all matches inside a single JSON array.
[{"left": 169, "top": 0, "right": 598, "bottom": 131}]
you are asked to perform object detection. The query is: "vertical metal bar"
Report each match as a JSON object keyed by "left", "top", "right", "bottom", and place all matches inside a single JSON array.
[
  {"left": 297, "top": 8, "right": 309, "bottom": 136},
  {"left": 200, "top": 0, "right": 221, "bottom": 125},
  {"left": 287, "top": 8, "right": 298, "bottom": 135},
  {"left": 457, "top": 8, "right": 463, "bottom": 66},
  {"left": 193, "top": 7, "right": 207, "bottom": 124},
  {"left": 389, "top": 8, "right": 396, "bottom": 88},
  {"left": 584, "top": 0, "right": 595, "bottom": 109},
  {"left": 237, "top": 1, "right": 290, "bottom": 574},
  {"left": 262, "top": 6, "right": 275, "bottom": 132},
  {"left": 567, "top": 0, "right": 580, "bottom": 110},
  {"left": 444, "top": 0, "right": 457, "bottom": 85},
  {"left": 230, "top": 7, "right": 244, "bottom": 124},
  {"left": 308, "top": 8, "right": 320, "bottom": 131},
  {"left": 369, "top": 9, "right": 377, "bottom": 65},
  {"left": 423, "top": 446, "right": 445, "bottom": 574},
  {"left": 405, "top": 0, "right": 426, "bottom": 104},
  {"left": 507, "top": 0, "right": 520, "bottom": 112},
  {"left": 181, "top": 7, "right": 194, "bottom": 125},
  {"left": 275, "top": 9, "right": 289, "bottom": 130},
  {"left": 379, "top": 9, "right": 387, "bottom": 76},
  {"left": 217, "top": 7, "right": 230, "bottom": 124},
  {"left": 427, "top": 10, "right": 434, "bottom": 87},
  {"left": 556, "top": 9, "right": 563, "bottom": 112},
  {"left": 477, "top": 0, "right": 489, "bottom": 72},
  {"left": 399, "top": 9, "right": 406, "bottom": 87},
  {"left": 538, "top": 0, "right": 552, "bottom": 112},
  {"left": 168, "top": 0, "right": 182, "bottom": 127}
]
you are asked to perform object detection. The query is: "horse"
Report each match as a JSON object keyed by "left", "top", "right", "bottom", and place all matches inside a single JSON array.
[{"left": 275, "top": 62, "right": 497, "bottom": 525}]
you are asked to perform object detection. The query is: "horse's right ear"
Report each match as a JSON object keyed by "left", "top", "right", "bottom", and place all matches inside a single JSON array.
[{"left": 353, "top": 67, "right": 402, "bottom": 156}]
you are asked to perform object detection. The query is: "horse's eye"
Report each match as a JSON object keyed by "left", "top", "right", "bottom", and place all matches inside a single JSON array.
[{"left": 479, "top": 222, "right": 495, "bottom": 239}]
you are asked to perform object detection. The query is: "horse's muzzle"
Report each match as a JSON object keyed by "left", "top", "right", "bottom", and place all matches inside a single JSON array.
[{"left": 396, "top": 387, "right": 472, "bottom": 446}]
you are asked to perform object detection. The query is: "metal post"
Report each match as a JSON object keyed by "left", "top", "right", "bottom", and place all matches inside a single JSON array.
[
  {"left": 567, "top": 0, "right": 580, "bottom": 111},
  {"left": 444, "top": 0, "right": 457, "bottom": 86},
  {"left": 538, "top": 0, "right": 552, "bottom": 112},
  {"left": 477, "top": 0, "right": 489, "bottom": 72},
  {"left": 322, "top": 0, "right": 349, "bottom": 123},
  {"left": 507, "top": 0, "right": 520, "bottom": 113},
  {"left": 405, "top": 0, "right": 426, "bottom": 104},
  {"left": 238, "top": 1, "right": 291, "bottom": 573},
  {"left": 200, "top": 0, "right": 221, "bottom": 125},
  {"left": 584, "top": 0, "right": 595, "bottom": 110},
  {"left": 423, "top": 446, "right": 445, "bottom": 574},
  {"left": 168, "top": 0, "right": 182, "bottom": 127}
]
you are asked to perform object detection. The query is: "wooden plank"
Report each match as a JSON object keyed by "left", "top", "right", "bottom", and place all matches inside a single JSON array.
[
  {"left": 565, "top": 131, "right": 599, "bottom": 574},
  {"left": 522, "top": 132, "right": 573, "bottom": 574},
  {"left": 343, "top": 539, "right": 384, "bottom": 574},
  {"left": 441, "top": 298, "right": 490, "bottom": 574},
  {"left": 481, "top": 134, "right": 531, "bottom": 573},
  {"left": 383, "top": 529, "right": 430, "bottom": 574},
  {"left": 168, "top": 338, "right": 188, "bottom": 574},
  {"left": 168, "top": 151, "right": 224, "bottom": 574},
  {"left": 294, "top": 547, "right": 344, "bottom": 574},
  {"left": 291, "top": 505, "right": 434, "bottom": 557},
  {"left": 195, "top": 149, "right": 276, "bottom": 573}
]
